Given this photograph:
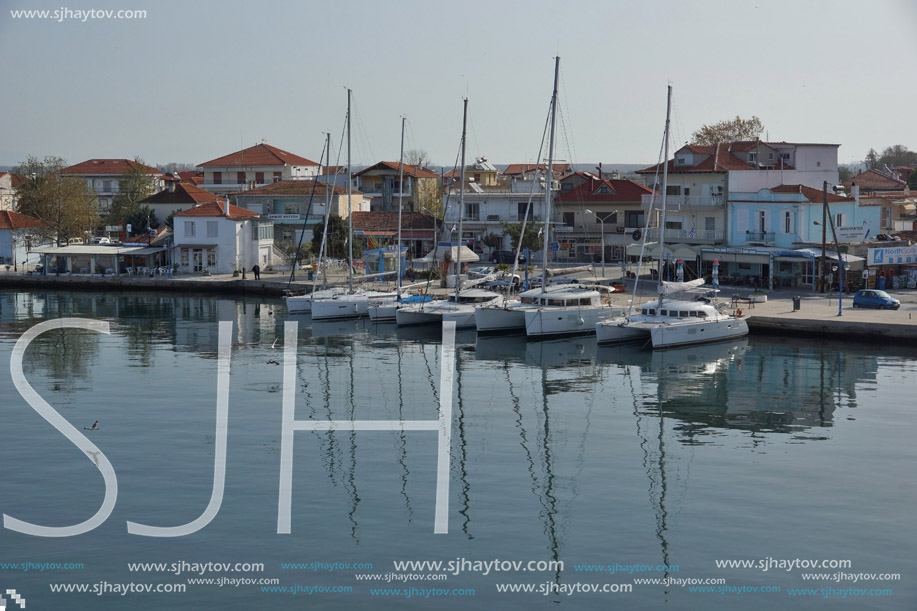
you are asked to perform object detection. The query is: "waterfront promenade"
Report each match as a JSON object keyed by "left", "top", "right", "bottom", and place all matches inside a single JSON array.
[{"left": 3, "top": 267, "right": 916, "bottom": 343}]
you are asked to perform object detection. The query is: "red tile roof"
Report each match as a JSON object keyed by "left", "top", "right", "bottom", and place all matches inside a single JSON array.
[
  {"left": 502, "top": 163, "right": 572, "bottom": 176},
  {"left": 770, "top": 184, "right": 853, "bottom": 204},
  {"left": 198, "top": 143, "right": 319, "bottom": 168},
  {"left": 639, "top": 142, "right": 795, "bottom": 174},
  {"left": 235, "top": 179, "right": 355, "bottom": 197},
  {"left": 62, "top": 159, "right": 162, "bottom": 176},
  {"left": 353, "top": 161, "right": 439, "bottom": 179},
  {"left": 140, "top": 182, "right": 223, "bottom": 205},
  {"left": 174, "top": 200, "right": 259, "bottom": 220},
  {"left": 0, "top": 210, "right": 47, "bottom": 230},
  {"left": 555, "top": 177, "right": 656, "bottom": 204},
  {"left": 351, "top": 211, "right": 436, "bottom": 232},
  {"left": 843, "top": 169, "right": 906, "bottom": 191}
]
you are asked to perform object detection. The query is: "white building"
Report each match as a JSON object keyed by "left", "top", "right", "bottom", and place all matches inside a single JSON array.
[
  {"left": 0, "top": 210, "right": 50, "bottom": 270},
  {"left": 173, "top": 199, "right": 273, "bottom": 274},
  {"left": 197, "top": 143, "right": 321, "bottom": 194}
]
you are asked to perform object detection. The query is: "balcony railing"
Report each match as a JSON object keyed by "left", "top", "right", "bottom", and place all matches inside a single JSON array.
[
  {"left": 640, "top": 194, "right": 725, "bottom": 211},
  {"left": 742, "top": 231, "right": 776, "bottom": 244},
  {"left": 640, "top": 227, "right": 723, "bottom": 243}
]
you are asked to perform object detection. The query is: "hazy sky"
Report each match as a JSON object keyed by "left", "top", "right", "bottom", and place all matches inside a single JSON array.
[{"left": 2, "top": 0, "right": 915, "bottom": 170}]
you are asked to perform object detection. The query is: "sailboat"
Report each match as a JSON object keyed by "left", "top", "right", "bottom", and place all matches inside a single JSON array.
[
  {"left": 595, "top": 85, "right": 748, "bottom": 348},
  {"left": 283, "top": 133, "right": 347, "bottom": 314},
  {"left": 368, "top": 116, "right": 431, "bottom": 322},
  {"left": 395, "top": 98, "right": 501, "bottom": 329},
  {"left": 491, "top": 57, "right": 620, "bottom": 338},
  {"left": 312, "top": 89, "right": 398, "bottom": 321}
]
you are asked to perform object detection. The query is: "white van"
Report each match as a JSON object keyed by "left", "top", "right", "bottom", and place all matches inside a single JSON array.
[
  {"left": 67, "top": 238, "right": 84, "bottom": 245},
  {"left": 90, "top": 237, "right": 111, "bottom": 244}
]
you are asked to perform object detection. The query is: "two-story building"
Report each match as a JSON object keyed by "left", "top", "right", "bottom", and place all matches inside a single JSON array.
[
  {"left": 61, "top": 159, "right": 164, "bottom": 213},
  {"left": 0, "top": 172, "right": 25, "bottom": 211},
  {"left": 172, "top": 199, "right": 273, "bottom": 274},
  {"left": 554, "top": 172, "right": 656, "bottom": 263},
  {"left": 197, "top": 143, "right": 321, "bottom": 194},
  {"left": 138, "top": 181, "right": 223, "bottom": 227},
  {"left": 352, "top": 161, "right": 439, "bottom": 212},
  {"left": 232, "top": 180, "right": 367, "bottom": 246}
]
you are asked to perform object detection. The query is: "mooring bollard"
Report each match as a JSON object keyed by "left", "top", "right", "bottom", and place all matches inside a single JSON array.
[{"left": 792, "top": 296, "right": 801, "bottom": 312}]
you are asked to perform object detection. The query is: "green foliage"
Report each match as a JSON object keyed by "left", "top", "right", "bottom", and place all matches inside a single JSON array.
[
  {"left": 106, "top": 156, "right": 157, "bottom": 226},
  {"left": 311, "top": 214, "right": 362, "bottom": 260},
  {"left": 14, "top": 155, "right": 99, "bottom": 244},
  {"left": 878, "top": 145, "right": 917, "bottom": 169},
  {"left": 691, "top": 116, "right": 764, "bottom": 145},
  {"left": 865, "top": 148, "right": 879, "bottom": 171},
  {"left": 500, "top": 221, "right": 541, "bottom": 254},
  {"left": 124, "top": 205, "right": 159, "bottom": 234}
]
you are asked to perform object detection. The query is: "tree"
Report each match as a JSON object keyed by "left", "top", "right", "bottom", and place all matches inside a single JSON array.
[
  {"left": 124, "top": 205, "right": 159, "bottom": 234},
  {"left": 405, "top": 149, "right": 431, "bottom": 168},
  {"left": 500, "top": 221, "right": 541, "bottom": 256},
  {"left": 878, "top": 145, "right": 917, "bottom": 169},
  {"left": 838, "top": 165, "right": 853, "bottom": 182},
  {"left": 14, "top": 155, "right": 99, "bottom": 245},
  {"left": 865, "top": 148, "right": 879, "bottom": 171},
  {"left": 311, "top": 214, "right": 362, "bottom": 260},
  {"left": 415, "top": 177, "right": 444, "bottom": 216},
  {"left": 106, "top": 156, "right": 157, "bottom": 226},
  {"left": 691, "top": 116, "right": 764, "bottom": 145}
]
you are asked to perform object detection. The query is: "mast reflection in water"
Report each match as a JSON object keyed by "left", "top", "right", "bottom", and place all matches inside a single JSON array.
[{"left": 0, "top": 290, "right": 914, "bottom": 611}]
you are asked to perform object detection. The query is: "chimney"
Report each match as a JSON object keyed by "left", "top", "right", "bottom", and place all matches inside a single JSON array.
[
  {"left": 223, "top": 196, "right": 231, "bottom": 217},
  {"left": 851, "top": 182, "right": 859, "bottom": 203},
  {"left": 597, "top": 162, "right": 603, "bottom": 180},
  {"left": 168, "top": 179, "right": 176, "bottom": 193}
]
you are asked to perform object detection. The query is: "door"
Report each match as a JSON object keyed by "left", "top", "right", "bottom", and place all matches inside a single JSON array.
[{"left": 192, "top": 249, "right": 203, "bottom": 273}]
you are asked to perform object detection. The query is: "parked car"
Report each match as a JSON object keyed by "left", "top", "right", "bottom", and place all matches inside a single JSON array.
[
  {"left": 467, "top": 266, "right": 495, "bottom": 279},
  {"left": 852, "top": 289, "right": 900, "bottom": 310},
  {"left": 90, "top": 237, "right": 111, "bottom": 244},
  {"left": 66, "top": 237, "right": 83, "bottom": 245},
  {"left": 490, "top": 250, "right": 526, "bottom": 265}
]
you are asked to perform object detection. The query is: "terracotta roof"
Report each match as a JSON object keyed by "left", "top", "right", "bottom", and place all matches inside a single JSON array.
[
  {"left": 198, "top": 143, "right": 319, "bottom": 168},
  {"left": 351, "top": 211, "right": 436, "bottom": 232},
  {"left": 174, "top": 200, "right": 259, "bottom": 220},
  {"left": 235, "top": 179, "right": 355, "bottom": 197},
  {"left": 770, "top": 184, "right": 854, "bottom": 204},
  {"left": 140, "top": 182, "right": 223, "bottom": 205},
  {"left": 502, "top": 163, "right": 572, "bottom": 176},
  {"left": 0, "top": 210, "right": 47, "bottom": 230},
  {"left": 353, "top": 161, "right": 439, "bottom": 179},
  {"left": 555, "top": 177, "right": 655, "bottom": 204},
  {"left": 62, "top": 159, "right": 162, "bottom": 176},
  {"left": 638, "top": 142, "right": 791, "bottom": 174},
  {"left": 843, "top": 169, "right": 906, "bottom": 192}
]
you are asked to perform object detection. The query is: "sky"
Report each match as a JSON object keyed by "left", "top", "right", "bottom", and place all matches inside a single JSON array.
[{"left": 2, "top": 0, "right": 915, "bottom": 171}]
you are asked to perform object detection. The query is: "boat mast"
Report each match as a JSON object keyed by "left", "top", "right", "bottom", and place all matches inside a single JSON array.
[
  {"left": 656, "top": 84, "right": 672, "bottom": 309},
  {"left": 320, "top": 132, "right": 332, "bottom": 289},
  {"left": 347, "top": 88, "right": 353, "bottom": 293},
  {"left": 397, "top": 116, "right": 406, "bottom": 299},
  {"left": 455, "top": 98, "right": 468, "bottom": 298},
  {"left": 540, "top": 56, "right": 560, "bottom": 294}
]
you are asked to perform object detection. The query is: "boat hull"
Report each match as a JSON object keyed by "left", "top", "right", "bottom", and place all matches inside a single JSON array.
[
  {"left": 523, "top": 306, "right": 617, "bottom": 338},
  {"left": 595, "top": 317, "right": 652, "bottom": 344},
  {"left": 473, "top": 303, "right": 528, "bottom": 334},
  {"left": 650, "top": 317, "right": 749, "bottom": 348},
  {"left": 311, "top": 292, "right": 396, "bottom": 321}
]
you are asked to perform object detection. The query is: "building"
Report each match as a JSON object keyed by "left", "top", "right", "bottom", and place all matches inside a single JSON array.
[
  {"left": 172, "top": 199, "right": 273, "bottom": 274},
  {"left": 232, "top": 179, "right": 367, "bottom": 245},
  {"left": 138, "top": 181, "right": 223, "bottom": 227},
  {"left": 554, "top": 172, "right": 656, "bottom": 262},
  {"left": 197, "top": 143, "right": 321, "bottom": 194},
  {"left": 350, "top": 211, "right": 438, "bottom": 260},
  {"left": 61, "top": 159, "right": 164, "bottom": 213},
  {"left": 352, "top": 161, "right": 439, "bottom": 212},
  {"left": 0, "top": 172, "right": 25, "bottom": 211},
  {"left": 0, "top": 210, "right": 49, "bottom": 270}
]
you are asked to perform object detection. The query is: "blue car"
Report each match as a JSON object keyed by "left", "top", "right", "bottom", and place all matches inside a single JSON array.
[{"left": 852, "top": 289, "right": 900, "bottom": 310}]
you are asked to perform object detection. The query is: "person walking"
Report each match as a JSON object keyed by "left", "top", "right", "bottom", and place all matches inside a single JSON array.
[{"left": 252, "top": 264, "right": 261, "bottom": 280}]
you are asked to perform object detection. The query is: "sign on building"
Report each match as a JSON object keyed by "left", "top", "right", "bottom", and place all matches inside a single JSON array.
[{"left": 868, "top": 245, "right": 917, "bottom": 266}]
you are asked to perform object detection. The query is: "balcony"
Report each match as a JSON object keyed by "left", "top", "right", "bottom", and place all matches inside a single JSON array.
[
  {"left": 742, "top": 231, "right": 776, "bottom": 245},
  {"left": 637, "top": 227, "right": 723, "bottom": 244},
  {"left": 641, "top": 194, "right": 725, "bottom": 211}
]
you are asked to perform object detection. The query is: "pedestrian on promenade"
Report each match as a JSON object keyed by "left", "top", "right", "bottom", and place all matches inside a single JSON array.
[{"left": 252, "top": 264, "right": 261, "bottom": 280}]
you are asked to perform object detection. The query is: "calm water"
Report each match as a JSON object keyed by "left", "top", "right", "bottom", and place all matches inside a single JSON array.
[{"left": 0, "top": 289, "right": 914, "bottom": 610}]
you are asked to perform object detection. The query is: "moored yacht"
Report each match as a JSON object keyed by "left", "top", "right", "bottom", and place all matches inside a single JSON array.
[{"left": 395, "top": 288, "right": 502, "bottom": 329}]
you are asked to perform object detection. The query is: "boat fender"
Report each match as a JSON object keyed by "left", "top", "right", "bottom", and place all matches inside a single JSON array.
[
  {"left": 736, "top": 308, "right": 743, "bottom": 317},
  {"left": 577, "top": 317, "right": 584, "bottom": 326},
  {"left": 878, "top": 270, "right": 886, "bottom": 278}
]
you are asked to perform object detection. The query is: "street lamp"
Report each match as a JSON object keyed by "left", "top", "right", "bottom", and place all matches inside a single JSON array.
[{"left": 585, "top": 209, "right": 617, "bottom": 278}]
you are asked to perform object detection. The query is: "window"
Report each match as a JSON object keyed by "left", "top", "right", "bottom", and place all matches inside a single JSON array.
[
  {"left": 213, "top": 172, "right": 222, "bottom": 185},
  {"left": 666, "top": 185, "right": 681, "bottom": 196},
  {"left": 184, "top": 220, "right": 195, "bottom": 237},
  {"left": 273, "top": 171, "right": 282, "bottom": 183},
  {"left": 759, "top": 211, "right": 766, "bottom": 233},
  {"left": 836, "top": 213, "right": 844, "bottom": 228},
  {"left": 768, "top": 152, "right": 774, "bottom": 160},
  {"left": 255, "top": 172, "right": 264, "bottom": 184},
  {"left": 597, "top": 212, "right": 617, "bottom": 223},
  {"left": 237, "top": 171, "right": 246, "bottom": 184},
  {"left": 207, "top": 249, "right": 216, "bottom": 267},
  {"left": 207, "top": 221, "right": 218, "bottom": 237},
  {"left": 518, "top": 202, "right": 533, "bottom": 221},
  {"left": 676, "top": 156, "right": 686, "bottom": 165},
  {"left": 784, "top": 211, "right": 792, "bottom": 233},
  {"left": 780, "top": 153, "right": 791, "bottom": 160},
  {"left": 749, "top": 152, "right": 758, "bottom": 163},
  {"left": 464, "top": 202, "right": 479, "bottom": 221},
  {"left": 563, "top": 212, "right": 575, "bottom": 227},
  {"left": 705, "top": 216, "right": 716, "bottom": 231},
  {"left": 102, "top": 180, "right": 112, "bottom": 192},
  {"left": 180, "top": 248, "right": 189, "bottom": 266}
]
